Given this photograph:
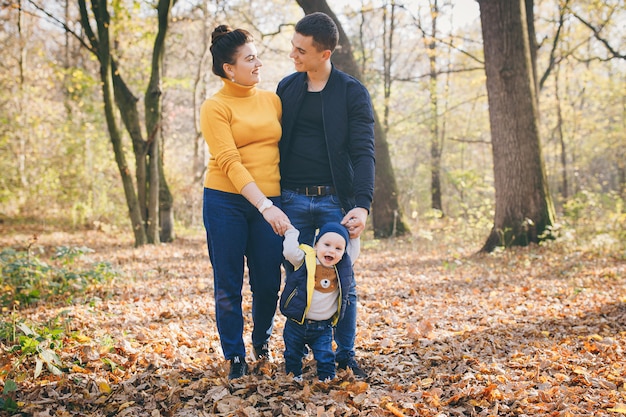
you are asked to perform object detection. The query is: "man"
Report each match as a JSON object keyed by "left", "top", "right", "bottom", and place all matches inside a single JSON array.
[{"left": 277, "top": 11, "right": 375, "bottom": 379}]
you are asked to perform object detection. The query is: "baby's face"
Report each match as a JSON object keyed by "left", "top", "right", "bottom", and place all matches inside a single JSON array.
[{"left": 314, "top": 232, "right": 346, "bottom": 267}]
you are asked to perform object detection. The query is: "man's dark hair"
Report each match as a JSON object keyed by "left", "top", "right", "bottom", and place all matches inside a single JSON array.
[{"left": 295, "top": 12, "right": 338, "bottom": 52}]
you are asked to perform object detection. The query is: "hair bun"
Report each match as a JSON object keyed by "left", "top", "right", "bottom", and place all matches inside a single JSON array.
[{"left": 211, "top": 25, "right": 233, "bottom": 45}]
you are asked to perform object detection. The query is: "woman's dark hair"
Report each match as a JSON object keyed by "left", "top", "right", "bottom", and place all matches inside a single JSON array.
[
  {"left": 295, "top": 12, "right": 338, "bottom": 52},
  {"left": 210, "top": 25, "right": 254, "bottom": 78}
]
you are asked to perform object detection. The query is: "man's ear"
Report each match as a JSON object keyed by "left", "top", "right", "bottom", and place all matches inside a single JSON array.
[{"left": 321, "top": 49, "right": 332, "bottom": 61}]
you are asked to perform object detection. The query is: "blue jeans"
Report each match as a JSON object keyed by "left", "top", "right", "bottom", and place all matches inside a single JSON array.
[
  {"left": 281, "top": 190, "right": 358, "bottom": 365},
  {"left": 203, "top": 188, "right": 283, "bottom": 360},
  {"left": 283, "top": 319, "right": 335, "bottom": 380}
]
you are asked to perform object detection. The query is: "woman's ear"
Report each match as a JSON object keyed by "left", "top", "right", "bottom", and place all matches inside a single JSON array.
[{"left": 223, "top": 63, "right": 233, "bottom": 79}]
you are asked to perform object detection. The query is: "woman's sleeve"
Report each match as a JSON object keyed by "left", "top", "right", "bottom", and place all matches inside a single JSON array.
[{"left": 200, "top": 99, "right": 255, "bottom": 192}]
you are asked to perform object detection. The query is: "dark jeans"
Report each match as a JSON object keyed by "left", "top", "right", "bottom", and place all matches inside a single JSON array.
[
  {"left": 203, "top": 188, "right": 283, "bottom": 360},
  {"left": 283, "top": 318, "right": 335, "bottom": 380},
  {"left": 281, "top": 190, "right": 358, "bottom": 365}
]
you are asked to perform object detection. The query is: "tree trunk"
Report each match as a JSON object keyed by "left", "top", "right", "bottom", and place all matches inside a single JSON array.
[
  {"left": 143, "top": 0, "right": 174, "bottom": 244},
  {"left": 16, "top": 0, "right": 28, "bottom": 188},
  {"left": 381, "top": 2, "right": 394, "bottom": 134},
  {"left": 192, "top": 2, "right": 211, "bottom": 184},
  {"left": 525, "top": 0, "right": 539, "bottom": 104},
  {"left": 371, "top": 112, "right": 408, "bottom": 238},
  {"left": 615, "top": 66, "right": 626, "bottom": 199},
  {"left": 110, "top": 59, "right": 148, "bottom": 225},
  {"left": 555, "top": 65, "right": 568, "bottom": 201},
  {"left": 478, "top": 0, "right": 556, "bottom": 252},
  {"left": 159, "top": 157, "right": 175, "bottom": 242},
  {"left": 427, "top": 0, "right": 443, "bottom": 213},
  {"left": 296, "top": 0, "right": 410, "bottom": 238},
  {"left": 79, "top": 0, "right": 176, "bottom": 246},
  {"left": 85, "top": 0, "right": 146, "bottom": 246}
]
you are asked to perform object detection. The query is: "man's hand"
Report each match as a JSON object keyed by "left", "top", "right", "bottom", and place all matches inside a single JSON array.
[{"left": 341, "top": 207, "right": 368, "bottom": 238}]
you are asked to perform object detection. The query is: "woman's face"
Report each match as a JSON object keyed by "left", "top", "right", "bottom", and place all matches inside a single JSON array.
[{"left": 224, "top": 42, "right": 262, "bottom": 86}]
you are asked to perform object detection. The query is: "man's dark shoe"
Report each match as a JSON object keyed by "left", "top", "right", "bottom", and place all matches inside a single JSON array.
[
  {"left": 228, "top": 356, "right": 248, "bottom": 379},
  {"left": 253, "top": 343, "right": 273, "bottom": 362},
  {"left": 338, "top": 358, "right": 368, "bottom": 379}
]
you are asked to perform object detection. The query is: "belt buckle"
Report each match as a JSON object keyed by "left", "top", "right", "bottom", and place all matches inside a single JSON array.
[{"left": 304, "top": 186, "right": 326, "bottom": 196}]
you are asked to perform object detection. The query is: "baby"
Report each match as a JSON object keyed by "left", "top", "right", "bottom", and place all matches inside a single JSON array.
[{"left": 280, "top": 222, "right": 359, "bottom": 382}]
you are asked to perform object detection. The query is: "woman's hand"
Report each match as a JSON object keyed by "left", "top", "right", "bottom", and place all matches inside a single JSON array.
[{"left": 262, "top": 206, "right": 292, "bottom": 236}]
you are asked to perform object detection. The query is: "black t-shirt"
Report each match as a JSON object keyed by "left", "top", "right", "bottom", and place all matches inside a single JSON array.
[{"left": 282, "top": 92, "right": 333, "bottom": 188}]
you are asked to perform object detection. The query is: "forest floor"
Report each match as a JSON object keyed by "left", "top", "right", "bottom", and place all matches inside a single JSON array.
[{"left": 1, "top": 222, "right": 625, "bottom": 416}]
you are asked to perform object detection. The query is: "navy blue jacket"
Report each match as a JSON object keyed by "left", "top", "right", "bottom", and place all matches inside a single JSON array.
[
  {"left": 280, "top": 245, "right": 353, "bottom": 325},
  {"left": 277, "top": 65, "right": 376, "bottom": 213}
]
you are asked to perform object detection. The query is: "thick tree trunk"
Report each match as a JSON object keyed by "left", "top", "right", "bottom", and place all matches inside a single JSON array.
[
  {"left": 372, "top": 112, "right": 409, "bottom": 238},
  {"left": 478, "top": 0, "right": 555, "bottom": 252},
  {"left": 296, "top": 0, "right": 410, "bottom": 238}
]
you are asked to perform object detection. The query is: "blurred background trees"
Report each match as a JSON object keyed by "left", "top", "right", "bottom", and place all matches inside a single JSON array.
[{"left": 0, "top": 0, "right": 624, "bottom": 250}]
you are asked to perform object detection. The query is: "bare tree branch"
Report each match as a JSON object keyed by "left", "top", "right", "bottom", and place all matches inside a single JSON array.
[
  {"left": 392, "top": 65, "right": 484, "bottom": 82},
  {"left": 538, "top": 0, "right": 570, "bottom": 90},
  {"left": 25, "top": 0, "right": 96, "bottom": 55},
  {"left": 570, "top": 8, "right": 626, "bottom": 60}
]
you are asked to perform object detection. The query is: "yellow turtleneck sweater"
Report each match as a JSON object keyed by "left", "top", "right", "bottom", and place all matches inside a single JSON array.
[{"left": 200, "top": 79, "right": 282, "bottom": 196}]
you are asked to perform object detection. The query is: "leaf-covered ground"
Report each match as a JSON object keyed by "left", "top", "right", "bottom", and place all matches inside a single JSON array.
[{"left": 1, "top": 226, "right": 625, "bottom": 416}]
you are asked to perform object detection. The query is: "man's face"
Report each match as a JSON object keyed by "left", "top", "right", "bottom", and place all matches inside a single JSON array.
[
  {"left": 289, "top": 32, "right": 327, "bottom": 73},
  {"left": 315, "top": 232, "right": 346, "bottom": 267}
]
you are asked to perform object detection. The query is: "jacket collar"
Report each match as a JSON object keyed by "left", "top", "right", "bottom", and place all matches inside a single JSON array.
[{"left": 299, "top": 64, "right": 338, "bottom": 90}]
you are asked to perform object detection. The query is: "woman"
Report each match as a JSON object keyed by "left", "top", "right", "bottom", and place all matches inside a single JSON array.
[{"left": 200, "top": 25, "right": 291, "bottom": 380}]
